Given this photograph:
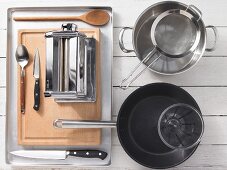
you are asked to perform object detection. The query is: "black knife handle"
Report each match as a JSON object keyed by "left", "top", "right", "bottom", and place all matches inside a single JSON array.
[
  {"left": 33, "top": 79, "right": 40, "bottom": 111},
  {"left": 68, "top": 150, "right": 107, "bottom": 160}
]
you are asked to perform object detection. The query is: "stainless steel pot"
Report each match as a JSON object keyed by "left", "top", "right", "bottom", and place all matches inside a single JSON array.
[{"left": 119, "top": 1, "right": 217, "bottom": 89}]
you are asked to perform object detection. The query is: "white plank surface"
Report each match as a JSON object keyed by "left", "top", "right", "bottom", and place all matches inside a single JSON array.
[
  {"left": 1, "top": 0, "right": 227, "bottom": 28},
  {"left": 0, "top": 88, "right": 6, "bottom": 115},
  {"left": 1, "top": 0, "right": 227, "bottom": 169},
  {"left": 0, "top": 59, "right": 6, "bottom": 87},
  {"left": 111, "top": 145, "right": 227, "bottom": 169},
  {"left": 0, "top": 30, "right": 6, "bottom": 58},
  {"left": 113, "top": 57, "right": 227, "bottom": 86}
]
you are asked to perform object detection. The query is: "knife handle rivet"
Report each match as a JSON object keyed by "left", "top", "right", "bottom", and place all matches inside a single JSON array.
[
  {"left": 35, "top": 93, "right": 38, "bottom": 96},
  {"left": 74, "top": 152, "right": 77, "bottom": 154},
  {"left": 36, "top": 82, "right": 38, "bottom": 84},
  {"left": 99, "top": 152, "right": 102, "bottom": 155},
  {"left": 86, "top": 152, "right": 89, "bottom": 155}
]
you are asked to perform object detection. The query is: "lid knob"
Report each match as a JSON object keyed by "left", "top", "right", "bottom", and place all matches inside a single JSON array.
[{"left": 62, "top": 23, "right": 77, "bottom": 31}]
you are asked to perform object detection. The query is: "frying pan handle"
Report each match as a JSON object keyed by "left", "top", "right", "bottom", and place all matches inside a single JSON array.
[
  {"left": 187, "top": 5, "right": 202, "bottom": 21},
  {"left": 119, "top": 27, "right": 134, "bottom": 53},
  {"left": 119, "top": 48, "right": 160, "bottom": 90},
  {"left": 205, "top": 25, "right": 218, "bottom": 52},
  {"left": 54, "top": 119, "right": 117, "bottom": 128}
]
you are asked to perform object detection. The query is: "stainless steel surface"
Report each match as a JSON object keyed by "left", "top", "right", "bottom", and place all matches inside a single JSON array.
[
  {"left": 11, "top": 150, "right": 67, "bottom": 160},
  {"left": 119, "top": 48, "right": 160, "bottom": 89},
  {"left": 205, "top": 25, "right": 218, "bottom": 51},
  {"left": 150, "top": 8, "right": 201, "bottom": 57},
  {"left": 188, "top": 4, "right": 202, "bottom": 20},
  {"left": 119, "top": 27, "right": 134, "bottom": 53},
  {"left": 6, "top": 6, "right": 112, "bottom": 166},
  {"left": 119, "top": 1, "right": 217, "bottom": 75},
  {"left": 33, "top": 49, "right": 40, "bottom": 79},
  {"left": 15, "top": 45, "right": 29, "bottom": 71},
  {"left": 54, "top": 119, "right": 117, "bottom": 129},
  {"left": 64, "top": 38, "right": 70, "bottom": 92},
  {"left": 11, "top": 149, "right": 108, "bottom": 160},
  {"left": 45, "top": 23, "right": 96, "bottom": 102}
]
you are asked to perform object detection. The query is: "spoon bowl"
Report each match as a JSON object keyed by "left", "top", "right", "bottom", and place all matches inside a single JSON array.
[
  {"left": 16, "top": 45, "right": 29, "bottom": 69},
  {"left": 82, "top": 10, "right": 110, "bottom": 26}
]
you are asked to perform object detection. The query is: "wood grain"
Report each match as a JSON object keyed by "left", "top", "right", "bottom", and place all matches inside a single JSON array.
[
  {"left": 17, "top": 28, "right": 101, "bottom": 146},
  {"left": 113, "top": 57, "right": 227, "bottom": 86},
  {"left": 0, "top": 0, "right": 227, "bottom": 168},
  {"left": 20, "top": 72, "right": 25, "bottom": 114},
  {"left": 13, "top": 10, "right": 110, "bottom": 26},
  {"left": 2, "top": 51, "right": 227, "bottom": 90},
  {"left": 111, "top": 145, "right": 227, "bottom": 169}
]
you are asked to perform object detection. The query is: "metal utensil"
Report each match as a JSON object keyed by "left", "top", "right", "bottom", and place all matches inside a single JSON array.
[
  {"left": 15, "top": 45, "right": 29, "bottom": 114},
  {"left": 53, "top": 83, "right": 202, "bottom": 169},
  {"left": 33, "top": 49, "right": 40, "bottom": 111},
  {"left": 11, "top": 150, "right": 108, "bottom": 160},
  {"left": 13, "top": 10, "right": 110, "bottom": 26},
  {"left": 118, "top": 1, "right": 217, "bottom": 86},
  {"left": 44, "top": 23, "right": 96, "bottom": 102}
]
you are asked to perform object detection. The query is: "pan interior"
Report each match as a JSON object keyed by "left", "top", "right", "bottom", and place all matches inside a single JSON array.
[
  {"left": 117, "top": 83, "right": 201, "bottom": 168},
  {"left": 128, "top": 96, "right": 177, "bottom": 154},
  {"left": 154, "top": 13, "right": 197, "bottom": 56}
]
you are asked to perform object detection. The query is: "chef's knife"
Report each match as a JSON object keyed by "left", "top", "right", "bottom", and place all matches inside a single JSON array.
[
  {"left": 10, "top": 150, "right": 108, "bottom": 160},
  {"left": 33, "top": 49, "right": 40, "bottom": 111}
]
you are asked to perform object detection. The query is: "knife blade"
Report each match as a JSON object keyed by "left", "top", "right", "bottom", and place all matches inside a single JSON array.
[
  {"left": 33, "top": 49, "right": 40, "bottom": 111},
  {"left": 10, "top": 150, "right": 108, "bottom": 160}
]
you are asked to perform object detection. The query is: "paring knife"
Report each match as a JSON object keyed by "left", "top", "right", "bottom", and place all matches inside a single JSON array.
[
  {"left": 33, "top": 49, "right": 40, "bottom": 111},
  {"left": 10, "top": 150, "right": 108, "bottom": 160}
]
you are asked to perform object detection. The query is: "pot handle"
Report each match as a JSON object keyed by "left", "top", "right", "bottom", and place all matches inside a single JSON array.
[
  {"left": 119, "top": 27, "right": 134, "bottom": 53},
  {"left": 205, "top": 25, "right": 218, "bottom": 52},
  {"left": 54, "top": 119, "right": 117, "bottom": 128},
  {"left": 187, "top": 5, "right": 202, "bottom": 21},
  {"left": 119, "top": 48, "right": 161, "bottom": 90}
]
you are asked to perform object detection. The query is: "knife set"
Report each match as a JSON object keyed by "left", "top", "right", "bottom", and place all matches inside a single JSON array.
[{"left": 44, "top": 23, "right": 96, "bottom": 102}]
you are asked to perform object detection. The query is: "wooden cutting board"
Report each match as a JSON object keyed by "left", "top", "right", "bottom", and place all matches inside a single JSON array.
[{"left": 17, "top": 28, "right": 101, "bottom": 146}]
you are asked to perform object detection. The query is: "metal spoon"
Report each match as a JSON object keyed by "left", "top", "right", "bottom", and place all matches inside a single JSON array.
[{"left": 15, "top": 45, "right": 29, "bottom": 114}]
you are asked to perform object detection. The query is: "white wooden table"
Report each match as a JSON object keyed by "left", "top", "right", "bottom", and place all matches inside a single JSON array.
[{"left": 1, "top": 0, "right": 227, "bottom": 169}]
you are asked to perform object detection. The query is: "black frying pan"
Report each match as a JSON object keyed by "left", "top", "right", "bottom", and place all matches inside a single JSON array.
[{"left": 54, "top": 83, "right": 201, "bottom": 169}]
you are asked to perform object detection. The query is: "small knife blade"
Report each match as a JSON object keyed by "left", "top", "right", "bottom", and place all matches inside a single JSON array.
[
  {"left": 33, "top": 49, "right": 40, "bottom": 111},
  {"left": 10, "top": 150, "right": 108, "bottom": 160}
]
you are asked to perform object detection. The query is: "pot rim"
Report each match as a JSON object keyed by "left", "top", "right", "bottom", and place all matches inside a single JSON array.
[{"left": 130, "top": 1, "right": 207, "bottom": 75}]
